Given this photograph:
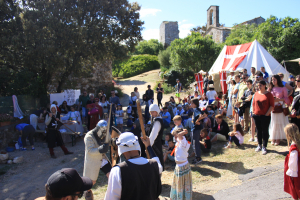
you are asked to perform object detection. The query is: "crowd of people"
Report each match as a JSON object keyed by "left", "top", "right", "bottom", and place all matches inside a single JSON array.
[{"left": 16, "top": 67, "right": 300, "bottom": 200}]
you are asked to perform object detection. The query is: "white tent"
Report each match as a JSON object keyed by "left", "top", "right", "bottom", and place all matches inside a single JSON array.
[{"left": 208, "top": 40, "right": 290, "bottom": 84}]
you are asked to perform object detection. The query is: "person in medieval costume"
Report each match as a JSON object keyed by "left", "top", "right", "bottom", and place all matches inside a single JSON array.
[
  {"left": 104, "top": 132, "right": 162, "bottom": 200},
  {"left": 147, "top": 104, "right": 165, "bottom": 169},
  {"left": 45, "top": 104, "right": 73, "bottom": 159},
  {"left": 83, "top": 120, "right": 114, "bottom": 200}
]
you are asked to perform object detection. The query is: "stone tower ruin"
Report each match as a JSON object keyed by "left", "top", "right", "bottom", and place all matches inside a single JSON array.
[
  {"left": 159, "top": 21, "right": 179, "bottom": 48},
  {"left": 207, "top": 6, "right": 220, "bottom": 29}
]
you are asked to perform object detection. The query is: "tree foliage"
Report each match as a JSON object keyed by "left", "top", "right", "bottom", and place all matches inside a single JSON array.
[
  {"left": 0, "top": 0, "right": 143, "bottom": 96},
  {"left": 224, "top": 24, "right": 258, "bottom": 45},
  {"left": 169, "top": 32, "right": 221, "bottom": 72},
  {"left": 158, "top": 48, "right": 171, "bottom": 67},
  {"left": 132, "top": 39, "right": 163, "bottom": 55},
  {"left": 225, "top": 16, "right": 300, "bottom": 75},
  {"left": 113, "top": 55, "right": 160, "bottom": 78}
]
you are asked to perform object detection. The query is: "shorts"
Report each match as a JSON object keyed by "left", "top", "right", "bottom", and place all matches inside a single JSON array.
[
  {"left": 210, "top": 132, "right": 227, "bottom": 141},
  {"left": 82, "top": 107, "right": 88, "bottom": 118},
  {"left": 116, "top": 118, "right": 123, "bottom": 125},
  {"left": 167, "top": 154, "right": 175, "bottom": 161},
  {"left": 175, "top": 92, "right": 180, "bottom": 98}
]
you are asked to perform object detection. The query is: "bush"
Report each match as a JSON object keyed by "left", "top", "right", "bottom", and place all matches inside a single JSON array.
[
  {"left": 158, "top": 48, "right": 171, "bottom": 67},
  {"left": 133, "top": 39, "right": 164, "bottom": 55},
  {"left": 114, "top": 55, "right": 160, "bottom": 78},
  {"left": 163, "top": 68, "right": 194, "bottom": 89},
  {"left": 153, "top": 82, "right": 174, "bottom": 95}
]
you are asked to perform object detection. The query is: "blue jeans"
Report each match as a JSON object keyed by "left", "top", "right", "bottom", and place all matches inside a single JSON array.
[
  {"left": 82, "top": 107, "right": 88, "bottom": 118},
  {"left": 193, "top": 128, "right": 202, "bottom": 158}
]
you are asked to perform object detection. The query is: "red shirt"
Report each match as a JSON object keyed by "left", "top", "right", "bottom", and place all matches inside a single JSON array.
[{"left": 252, "top": 92, "right": 274, "bottom": 116}]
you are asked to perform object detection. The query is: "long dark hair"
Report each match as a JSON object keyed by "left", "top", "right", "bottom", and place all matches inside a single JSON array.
[
  {"left": 270, "top": 75, "right": 284, "bottom": 91},
  {"left": 234, "top": 123, "right": 245, "bottom": 136}
]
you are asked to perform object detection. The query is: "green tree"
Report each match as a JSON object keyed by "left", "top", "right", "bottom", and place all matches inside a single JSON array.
[
  {"left": 256, "top": 16, "right": 300, "bottom": 74},
  {"left": 158, "top": 48, "right": 171, "bottom": 67},
  {"left": 169, "top": 32, "right": 221, "bottom": 72},
  {"left": 0, "top": 0, "right": 143, "bottom": 96},
  {"left": 133, "top": 39, "right": 163, "bottom": 55},
  {"left": 224, "top": 24, "right": 258, "bottom": 46}
]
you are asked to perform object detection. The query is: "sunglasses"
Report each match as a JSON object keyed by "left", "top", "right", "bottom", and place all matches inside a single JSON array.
[
  {"left": 255, "top": 76, "right": 260, "bottom": 79},
  {"left": 297, "top": 80, "right": 300, "bottom": 82}
]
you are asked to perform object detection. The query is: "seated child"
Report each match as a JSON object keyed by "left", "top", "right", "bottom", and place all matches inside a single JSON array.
[
  {"left": 163, "top": 139, "right": 176, "bottom": 163},
  {"left": 127, "top": 116, "right": 133, "bottom": 128},
  {"left": 169, "top": 121, "right": 175, "bottom": 134},
  {"left": 206, "top": 105, "right": 215, "bottom": 118},
  {"left": 202, "top": 110, "right": 211, "bottom": 129},
  {"left": 163, "top": 133, "right": 173, "bottom": 150},
  {"left": 199, "top": 128, "right": 211, "bottom": 153},
  {"left": 225, "top": 123, "right": 244, "bottom": 148}
]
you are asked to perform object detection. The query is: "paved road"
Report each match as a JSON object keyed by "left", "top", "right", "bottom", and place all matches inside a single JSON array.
[{"left": 209, "top": 162, "right": 292, "bottom": 200}]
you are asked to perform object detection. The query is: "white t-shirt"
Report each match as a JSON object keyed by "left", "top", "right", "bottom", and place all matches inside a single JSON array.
[
  {"left": 206, "top": 90, "right": 217, "bottom": 100},
  {"left": 235, "top": 131, "right": 244, "bottom": 144},
  {"left": 199, "top": 100, "right": 208, "bottom": 108},
  {"left": 175, "top": 137, "right": 190, "bottom": 162},
  {"left": 99, "top": 101, "right": 109, "bottom": 108},
  {"left": 115, "top": 110, "right": 123, "bottom": 119},
  {"left": 127, "top": 106, "right": 132, "bottom": 114}
]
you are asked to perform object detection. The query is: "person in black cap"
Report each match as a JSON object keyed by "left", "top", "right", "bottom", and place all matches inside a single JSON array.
[
  {"left": 35, "top": 168, "right": 93, "bottom": 200},
  {"left": 145, "top": 85, "right": 154, "bottom": 100}
]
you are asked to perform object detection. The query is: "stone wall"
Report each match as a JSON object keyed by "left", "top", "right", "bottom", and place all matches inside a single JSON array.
[
  {"left": 159, "top": 21, "right": 179, "bottom": 48},
  {"left": 48, "top": 60, "right": 113, "bottom": 94},
  {"left": 206, "top": 28, "right": 231, "bottom": 43},
  {"left": 241, "top": 17, "right": 265, "bottom": 25}
]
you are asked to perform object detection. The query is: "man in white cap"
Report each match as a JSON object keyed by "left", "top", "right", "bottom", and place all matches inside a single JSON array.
[
  {"left": 226, "top": 70, "right": 235, "bottom": 87},
  {"left": 147, "top": 104, "right": 165, "bottom": 169},
  {"left": 83, "top": 120, "right": 114, "bottom": 200},
  {"left": 104, "top": 132, "right": 162, "bottom": 200}
]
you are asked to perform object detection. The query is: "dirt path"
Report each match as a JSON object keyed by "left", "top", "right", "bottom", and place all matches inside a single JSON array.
[
  {"left": 0, "top": 140, "right": 86, "bottom": 200},
  {"left": 116, "top": 69, "right": 173, "bottom": 107}
]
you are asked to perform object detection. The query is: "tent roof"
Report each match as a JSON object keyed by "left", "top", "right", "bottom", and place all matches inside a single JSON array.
[
  {"left": 285, "top": 58, "right": 300, "bottom": 62},
  {"left": 207, "top": 40, "right": 289, "bottom": 77}
]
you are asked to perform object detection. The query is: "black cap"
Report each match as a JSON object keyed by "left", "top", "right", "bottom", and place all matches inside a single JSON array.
[
  {"left": 47, "top": 168, "right": 93, "bottom": 198},
  {"left": 148, "top": 85, "right": 151, "bottom": 87}
]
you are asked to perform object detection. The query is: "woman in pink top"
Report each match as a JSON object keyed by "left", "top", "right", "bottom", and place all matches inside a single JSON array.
[{"left": 268, "top": 75, "right": 290, "bottom": 145}]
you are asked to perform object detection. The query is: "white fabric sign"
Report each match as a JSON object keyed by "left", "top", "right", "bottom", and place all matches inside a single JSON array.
[{"left": 50, "top": 90, "right": 81, "bottom": 106}]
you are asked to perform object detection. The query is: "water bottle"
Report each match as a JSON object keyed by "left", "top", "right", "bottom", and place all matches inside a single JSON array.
[{"left": 18, "top": 136, "right": 23, "bottom": 150}]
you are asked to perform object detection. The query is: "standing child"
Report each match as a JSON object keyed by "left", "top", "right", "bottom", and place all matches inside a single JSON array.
[
  {"left": 224, "top": 123, "right": 244, "bottom": 148},
  {"left": 284, "top": 123, "right": 300, "bottom": 199},
  {"left": 127, "top": 102, "right": 132, "bottom": 118},
  {"left": 200, "top": 128, "right": 211, "bottom": 153},
  {"left": 115, "top": 104, "right": 124, "bottom": 132},
  {"left": 170, "top": 128, "right": 192, "bottom": 200}
]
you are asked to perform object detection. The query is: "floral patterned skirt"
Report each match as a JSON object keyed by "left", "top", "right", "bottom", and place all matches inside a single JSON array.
[{"left": 170, "top": 162, "right": 192, "bottom": 200}]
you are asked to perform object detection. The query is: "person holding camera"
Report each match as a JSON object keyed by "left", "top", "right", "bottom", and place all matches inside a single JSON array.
[{"left": 240, "top": 79, "right": 254, "bottom": 132}]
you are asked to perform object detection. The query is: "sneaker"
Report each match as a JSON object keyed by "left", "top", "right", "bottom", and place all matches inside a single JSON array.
[
  {"left": 65, "top": 151, "right": 74, "bottom": 155},
  {"left": 224, "top": 144, "right": 231, "bottom": 149},
  {"left": 262, "top": 147, "right": 267, "bottom": 155},
  {"left": 248, "top": 138, "right": 255, "bottom": 142},
  {"left": 31, "top": 147, "right": 35, "bottom": 150},
  {"left": 255, "top": 145, "right": 262, "bottom": 152},
  {"left": 192, "top": 157, "right": 202, "bottom": 164}
]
